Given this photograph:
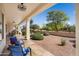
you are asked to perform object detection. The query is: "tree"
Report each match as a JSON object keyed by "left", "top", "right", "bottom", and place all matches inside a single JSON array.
[
  {"left": 62, "top": 23, "right": 75, "bottom": 32},
  {"left": 30, "top": 19, "right": 40, "bottom": 32},
  {"left": 70, "top": 25, "right": 75, "bottom": 32},
  {"left": 30, "top": 19, "right": 33, "bottom": 25},
  {"left": 30, "top": 24, "right": 40, "bottom": 30},
  {"left": 42, "top": 24, "right": 51, "bottom": 31},
  {"left": 47, "top": 11, "right": 69, "bottom": 31}
]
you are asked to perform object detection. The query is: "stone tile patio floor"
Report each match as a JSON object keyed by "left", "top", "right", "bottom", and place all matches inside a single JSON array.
[{"left": 1, "top": 37, "right": 53, "bottom": 56}]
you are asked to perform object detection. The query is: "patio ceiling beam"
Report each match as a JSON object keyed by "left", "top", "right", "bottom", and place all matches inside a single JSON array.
[{"left": 18, "top": 3, "right": 55, "bottom": 25}]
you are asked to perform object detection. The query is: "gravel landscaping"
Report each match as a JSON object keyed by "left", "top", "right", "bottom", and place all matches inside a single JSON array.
[{"left": 32, "top": 35, "right": 76, "bottom": 56}]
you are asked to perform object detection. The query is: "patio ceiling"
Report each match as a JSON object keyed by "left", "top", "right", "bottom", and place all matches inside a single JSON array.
[
  {"left": 1, "top": 3, "right": 55, "bottom": 32},
  {"left": 2, "top": 3, "right": 41, "bottom": 25},
  {"left": 19, "top": 3, "right": 55, "bottom": 25}
]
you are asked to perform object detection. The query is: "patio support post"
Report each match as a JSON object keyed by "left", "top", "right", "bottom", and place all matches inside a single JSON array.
[
  {"left": 76, "top": 4, "right": 79, "bottom": 56},
  {"left": 26, "top": 20, "right": 30, "bottom": 40},
  {"left": 25, "top": 18, "right": 31, "bottom": 47}
]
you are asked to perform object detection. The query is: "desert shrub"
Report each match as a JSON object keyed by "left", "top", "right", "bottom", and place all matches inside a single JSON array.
[
  {"left": 60, "top": 39, "right": 66, "bottom": 46},
  {"left": 31, "top": 32, "right": 44, "bottom": 40},
  {"left": 58, "top": 38, "right": 66, "bottom": 46}
]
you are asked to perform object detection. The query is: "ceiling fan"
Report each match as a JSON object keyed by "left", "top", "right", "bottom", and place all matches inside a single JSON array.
[{"left": 18, "top": 3, "right": 26, "bottom": 11}]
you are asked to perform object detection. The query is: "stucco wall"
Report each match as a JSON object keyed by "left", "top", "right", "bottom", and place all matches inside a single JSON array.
[
  {"left": 0, "top": 16, "right": 6, "bottom": 54},
  {"left": 0, "top": 4, "right": 6, "bottom": 54},
  {"left": 76, "top": 3, "right": 79, "bottom": 56}
]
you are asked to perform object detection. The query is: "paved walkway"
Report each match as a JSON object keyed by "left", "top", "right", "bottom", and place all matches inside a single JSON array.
[{"left": 32, "top": 35, "right": 76, "bottom": 56}]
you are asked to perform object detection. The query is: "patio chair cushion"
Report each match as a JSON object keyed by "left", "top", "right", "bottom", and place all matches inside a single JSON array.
[
  {"left": 15, "top": 42, "right": 30, "bottom": 55},
  {"left": 9, "top": 44, "right": 30, "bottom": 56},
  {"left": 9, "top": 45, "right": 23, "bottom": 56},
  {"left": 10, "top": 36, "right": 17, "bottom": 44}
]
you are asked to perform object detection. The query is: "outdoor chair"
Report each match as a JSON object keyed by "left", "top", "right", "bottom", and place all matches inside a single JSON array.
[
  {"left": 9, "top": 45, "right": 23, "bottom": 56},
  {"left": 10, "top": 36, "right": 18, "bottom": 45},
  {"left": 9, "top": 42, "right": 32, "bottom": 56}
]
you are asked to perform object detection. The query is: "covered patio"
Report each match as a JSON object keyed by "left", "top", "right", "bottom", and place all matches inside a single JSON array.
[
  {"left": 0, "top": 3, "right": 78, "bottom": 56},
  {"left": 0, "top": 3, "right": 55, "bottom": 56}
]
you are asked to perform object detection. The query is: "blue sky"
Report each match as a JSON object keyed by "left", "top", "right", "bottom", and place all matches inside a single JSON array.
[{"left": 32, "top": 3, "right": 75, "bottom": 27}]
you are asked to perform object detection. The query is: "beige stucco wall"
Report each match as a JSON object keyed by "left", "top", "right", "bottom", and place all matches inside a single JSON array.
[
  {"left": 0, "top": 4, "right": 6, "bottom": 54},
  {"left": 0, "top": 16, "right": 6, "bottom": 54},
  {"left": 76, "top": 3, "right": 79, "bottom": 56}
]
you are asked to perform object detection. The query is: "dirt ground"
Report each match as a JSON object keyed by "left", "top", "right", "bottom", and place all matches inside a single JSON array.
[{"left": 32, "top": 35, "right": 76, "bottom": 56}]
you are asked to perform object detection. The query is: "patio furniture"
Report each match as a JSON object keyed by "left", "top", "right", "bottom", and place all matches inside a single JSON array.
[
  {"left": 10, "top": 36, "right": 18, "bottom": 45},
  {"left": 9, "top": 42, "right": 32, "bottom": 56},
  {"left": 9, "top": 45, "right": 23, "bottom": 56}
]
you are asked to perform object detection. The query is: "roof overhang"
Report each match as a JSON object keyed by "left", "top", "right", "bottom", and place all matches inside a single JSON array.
[{"left": 19, "top": 3, "right": 56, "bottom": 25}]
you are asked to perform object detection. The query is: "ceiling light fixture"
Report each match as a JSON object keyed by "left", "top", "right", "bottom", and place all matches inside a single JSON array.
[{"left": 18, "top": 3, "right": 26, "bottom": 11}]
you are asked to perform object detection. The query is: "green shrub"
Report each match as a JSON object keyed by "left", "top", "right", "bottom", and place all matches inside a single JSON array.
[{"left": 31, "top": 32, "right": 44, "bottom": 40}]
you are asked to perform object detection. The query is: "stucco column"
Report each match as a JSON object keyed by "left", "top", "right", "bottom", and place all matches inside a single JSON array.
[
  {"left": 76, "top": 3, "right": 79, "bottom": 56},
  {"left": 25, "top": 18, "right": 31, "bottom": 47},
  {"left": 26, "top": 20, "right": 30, "bottom": 40}
]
